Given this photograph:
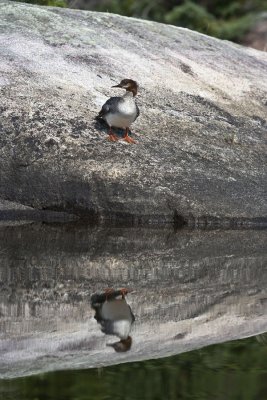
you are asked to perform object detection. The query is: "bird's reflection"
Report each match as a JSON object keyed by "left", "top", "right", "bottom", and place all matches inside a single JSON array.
[{"left": 91, "top": 288, "right": 135, "bottom": 352}]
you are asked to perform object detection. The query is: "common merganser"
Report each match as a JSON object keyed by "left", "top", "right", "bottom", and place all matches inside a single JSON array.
[
  {"left": 91, "top": 288, "right": 135, "bottom": 352},
  {"left": 96, "top": 79, "right": 140, "bottom": 144}
]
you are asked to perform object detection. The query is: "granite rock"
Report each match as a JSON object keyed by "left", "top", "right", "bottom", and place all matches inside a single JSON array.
[{"left": 0, "top": 1, "right": 267, "bottom": 225}]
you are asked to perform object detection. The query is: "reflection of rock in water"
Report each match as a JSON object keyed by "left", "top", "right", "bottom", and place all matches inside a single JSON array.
[
  {"left": 0, "top": 224, "right": 266, "bottom": 378},
  {"left": 91, "top": 289, "right": 135, "bottom": 352}
]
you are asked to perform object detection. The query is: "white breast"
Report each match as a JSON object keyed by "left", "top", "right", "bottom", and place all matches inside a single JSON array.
[
  {"left": 105, "top": 112, "right": 136, "bottom": 128},
  {"left": 105, "top": 95, "right": 138, "bottom": 128},
  {"left": 112, "top": 320, "right": 132, "bottom": 339},
  {"left": 117, "top": 97, "right": 136, "bottom": 116}
]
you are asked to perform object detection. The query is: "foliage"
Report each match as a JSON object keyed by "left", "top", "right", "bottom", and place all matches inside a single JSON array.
[
  {"left": 95, "top": 0, "right": 267, "bottom": 42},
  {"left": 0, "top": 335, "right": 267, "bottom": 400},
  {"left": 15, "top": 0, "right": 67, "bottom": 7},
  {"left": 165, "top": 1, "right": 216, "bottom": 34},
  {"left": 164, "top": 0, "right": 257, "bottom": 40},
  {"left": 13, "top": 0, "right": 267, "bottom": 41}
]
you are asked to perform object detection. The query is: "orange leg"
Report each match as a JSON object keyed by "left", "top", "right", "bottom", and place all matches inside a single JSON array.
[
  {"left": 123, "top": 128, "right": 136, "bottom": 144},
  {"left": 107, "top": 127, "right": 118, "bottom": 142}
]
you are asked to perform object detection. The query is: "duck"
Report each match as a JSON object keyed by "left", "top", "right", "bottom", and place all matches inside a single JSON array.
[
  {"left": 91, "top": 288, "right": 135, "bottom": 352},
  {"left": 96, "top": 79, "right": 140, "bottom": 144}
]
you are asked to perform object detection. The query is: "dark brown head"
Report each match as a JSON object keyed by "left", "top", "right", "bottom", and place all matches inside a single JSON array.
[
  {"left": 112, "top": 79, "right": 138, "bottom": 96},
  {"left": 107, "top": 336, "right": 132, "bottom": 352}
]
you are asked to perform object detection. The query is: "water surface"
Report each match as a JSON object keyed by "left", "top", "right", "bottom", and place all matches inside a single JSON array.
[
  {"left": 0, "top": 334, "right": 266, "bottom": 400},
  {"left": 0, "top": 224, "right": 266, "bottom": 380}
]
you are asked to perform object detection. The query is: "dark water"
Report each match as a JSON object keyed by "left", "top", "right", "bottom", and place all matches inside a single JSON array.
[
  {"left": 0, "top": 223, "right": 266, "bottom": 398},
  {"left": 0, "top": 334, "right": 267, "bottom": 400}
]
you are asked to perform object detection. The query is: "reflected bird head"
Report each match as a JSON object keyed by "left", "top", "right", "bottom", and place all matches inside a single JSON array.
[{"left": 107, "top": 336, "right": 133, "bottom": 352}]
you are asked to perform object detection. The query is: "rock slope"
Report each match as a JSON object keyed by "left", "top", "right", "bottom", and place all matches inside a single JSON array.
[{"left": 0, "top": 1, "right": 266, "bottom": 225}]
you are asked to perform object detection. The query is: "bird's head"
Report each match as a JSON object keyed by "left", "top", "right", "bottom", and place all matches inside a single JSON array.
[
  {"left": 107, "top": 336, "right": 132, "bottom": 352},
  {"left": 112, "top": 79, "right": 138, "bottom": 96}
]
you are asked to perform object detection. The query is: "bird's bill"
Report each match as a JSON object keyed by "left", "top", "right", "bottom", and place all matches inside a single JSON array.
[{"left": 111, "top": 83, "right": 122, "bottom": 88}]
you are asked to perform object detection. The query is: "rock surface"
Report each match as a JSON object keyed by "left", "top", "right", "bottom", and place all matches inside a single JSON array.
[
  {"left": 0, "top": 224, "right": 266, "bottom": 378},
  {"left": 0, "top": 1, "right": 267, "bottom": 225}
]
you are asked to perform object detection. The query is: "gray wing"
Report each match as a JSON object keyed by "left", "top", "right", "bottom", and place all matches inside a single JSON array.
[
  {"left": 100, "top": 320, "right": 116, "bottom": 336},
  {"left": 97, "top": 97, "right": 121, "bottom": 118},
  {"left": 135, "top": 103, "right": 140, "bottom": 121}
]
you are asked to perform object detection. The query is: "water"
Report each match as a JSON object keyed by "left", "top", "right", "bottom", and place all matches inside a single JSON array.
[
  {"left": 0, "top": 223, "right": 266, "bottom": 398},
  {"left": 1, "top": 335, "right": 267, "bottom": 400}
]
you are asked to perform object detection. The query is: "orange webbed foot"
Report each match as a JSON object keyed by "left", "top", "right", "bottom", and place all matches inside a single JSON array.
[
  {"left": 107, "top": 133, "right": 119, "bottom": 142},
  {"left": 123, "top": 135, "right": 136, "bottom": 144},
  {"left": 123, "top": 128, "right": 137, "bottom": 144}
]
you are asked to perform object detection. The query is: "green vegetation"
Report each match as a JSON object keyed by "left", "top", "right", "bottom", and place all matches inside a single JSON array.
[
  {"left": 1, "top": 335, "right": 267, "bottom": 400},
  {"left": 14, "top": 0, "right": 267, "bottom": 41},
  {"left": 95, "top": 0, "right": 267, "bottom": 41},
  {"left": 15, "top": 0, "right": 67, "bottom": 7},
  {"left": 164, "top": 1, "right": 255, "bottom": 41}
]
